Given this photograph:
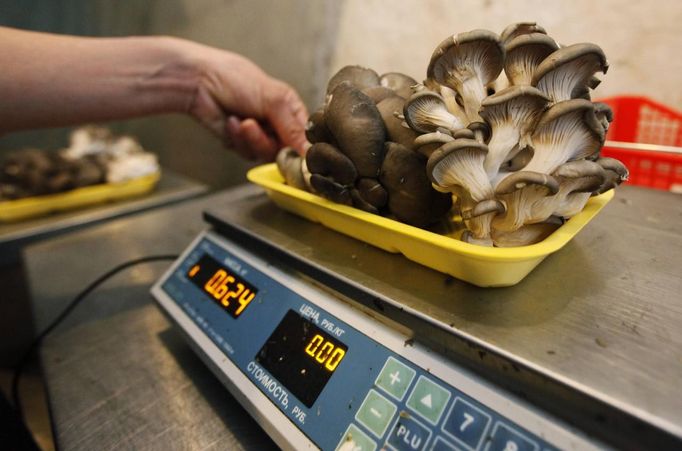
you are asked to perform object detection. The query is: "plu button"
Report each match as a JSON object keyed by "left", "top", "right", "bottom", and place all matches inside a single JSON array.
[
  {"left": 376, "top": 357, "right": 416, "bottom": 401},
  {"left": 386, "top": 413, "right": 432, "bottom": 451},
  {"left": 406, "top": 376, "right": 451, "bottom": 425}
]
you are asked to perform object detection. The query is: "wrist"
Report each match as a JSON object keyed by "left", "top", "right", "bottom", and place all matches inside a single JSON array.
[{"left": 134, "top": 36, "right": 205, "bottom": 115}]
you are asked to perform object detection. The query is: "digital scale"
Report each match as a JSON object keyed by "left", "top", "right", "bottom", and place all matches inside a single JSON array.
[{"left": 151, "top": 187, "right": 682, "bottom": 450}]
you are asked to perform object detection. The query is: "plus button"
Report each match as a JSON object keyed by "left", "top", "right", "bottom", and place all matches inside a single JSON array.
[{"left": 376, "top": 357, "right": 415, "bottom": 401}]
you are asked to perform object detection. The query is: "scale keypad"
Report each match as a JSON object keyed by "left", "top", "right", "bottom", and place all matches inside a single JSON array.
[{"left": 337, "top": 355, "right": 551, "bottom": 451}]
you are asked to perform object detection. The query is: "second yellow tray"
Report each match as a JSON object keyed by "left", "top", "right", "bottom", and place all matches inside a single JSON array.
[
  {"left": 0, "top": 172, "right": 161, "bottom": 223},
  {"left": 247, "top": 163, "right": 613, "bottom": 287}
]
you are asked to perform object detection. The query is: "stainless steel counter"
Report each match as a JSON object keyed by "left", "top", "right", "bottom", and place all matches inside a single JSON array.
[
  {"left": 0, "top": 169, "right": 207, "bottom": 366},
  {"left": 24, "top": 184, "right": 681, "bottom": 450}
]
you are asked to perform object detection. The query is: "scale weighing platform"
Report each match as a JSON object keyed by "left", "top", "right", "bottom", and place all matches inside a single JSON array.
[{"left": 151, "top": 187, "right": 682, "bottom": 450}]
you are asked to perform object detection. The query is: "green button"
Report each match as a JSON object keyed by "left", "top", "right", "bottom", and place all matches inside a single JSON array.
[
  {"left": 406, "top": 375, "right": 451, "bottom": 425},
  {"left": 375, "top": 357, "right": 416, "bottom": 401},
  {"left": 355, "top": 389, "right": 397, "bottom": 438},
  {"left": 336, "top": 424, "right": 377, "bottom": 451}
]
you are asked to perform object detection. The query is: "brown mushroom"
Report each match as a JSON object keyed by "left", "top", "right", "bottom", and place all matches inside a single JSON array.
[
  {"left": 380, "top": 142, "right": 452, "bottom": 227},
  {"left": 376, "top": 95, "right": 419, "bottom": 149},
  {"left": 380, "top": 72, "right": 418, "bottom": 98},
  {"left": 305, "top": 142, "right": 358, "bottom": 186},
  {"left": 325, "top": 82, "right": 387, "bottom": 178},
  {"left": 327, "top": 65, "right": 380, "bottom": 95}
]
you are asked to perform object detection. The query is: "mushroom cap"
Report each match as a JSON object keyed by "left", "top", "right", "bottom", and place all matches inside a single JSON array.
[
  {"left": 492, "top": 221, "right": 560, "bottom": 247},
  {"left": 305, "top": 142, "right": 358, "bottom": 186},
  {"left": 553, "top": 159, "right": 607, "bottom": 193},
  {"left": 499, "top": 22, "right": 547, "bottom": 44},
  {"left": 460, "top": 230, "right": 494, "bottom": 247},
  {"left": 467, "top": 121, "right": 492, "bottom": 143},
  {"left": 593, "top": 102, "right": 615, "bottom": 133},
  {"left": 380, "top": 72, "right": 418, "bottom": 98},
  {"left": 379, "top": 142, "right": 452, "bottom": 227},
  {"left": 275, "top": 147, "right": 307, "bottom": 190},
  {"left": 427, "top": 139, "right": 489, "bottom": 183},
  {"left": 587, "top": 75, "right": 602, "bottom": 90},
  {"left": 427, "top": 29, "right": 505, "bottom": 89},
  {"left": 532, "top": 43, "right": 609, "bottom": 101},
  {"left": 480, "top": 85, "right": 550, "bottom": 126},
  {"left": 426, "top": 138, "right": 493, "bottom": 201},
  {"left": 350, "top": 188, "right": 380, "bottom": 214},
  {"left": 479, "top": 87, "right": 549, "bottom": 178},
  {"left": 495, "top": 171, "right": 560, "bottom": 195},
  {"left": 327, "top": 65, "right": 380, "bottom": 94},
  {"left": 355, "top": 177, "right": 388, "bottom": 209},
  {"left": 376, "top": 95, "right": 419, "bottom": 149},
  {"left": 503, "top": 33, "right": 559, "bottom": 85},
  {"left": 309, "top": 174, "right": 352, "bottom": 205},
  {"left": 461, "top": 199, "right": 506, "bottom": 219},
  {"left": 362, "top": 86, "right": 397, "bottom": 104},
  {"left": 325, "top": 82, "right": 387, "bottom": 177},
  {"left": 73, "top": 157, "right": 105, "bottom": 187},
  {"left": 451, "top": 128, "right": 476, "bottom": 140},
  {"left": 533, "top": 99, "right": 605, "bottom": 145},
  {"left": 305, "top": 107, "right": 333, "bottom": 144},
  {"left": 594, "top": 156, "right": 629, "bottom": 193},
  {"left": 403, "top": 90, "right": 463, "bottom": 134},
  {"left": 593, "top": 102, "right": 614, "bottom": 122},
  {"left": 413, "top": 130, "right": 455, "bottom": 158},
  {"left": 596, "top": 156, "right": 628, "bottom": 178}
]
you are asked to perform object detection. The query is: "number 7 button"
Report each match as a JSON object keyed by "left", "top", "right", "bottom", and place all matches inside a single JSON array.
[{"left": 442, "top": 398, "right": 492, "bottom": 451}]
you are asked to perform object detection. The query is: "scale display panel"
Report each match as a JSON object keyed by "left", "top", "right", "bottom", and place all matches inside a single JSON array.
[{"left": 153, "top": 231, "right": 595, "bottom": 450}]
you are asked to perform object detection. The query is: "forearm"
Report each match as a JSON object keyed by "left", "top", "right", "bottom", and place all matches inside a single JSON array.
[{"left": 0, "top": 27, "right": 202, "bottom": 133}]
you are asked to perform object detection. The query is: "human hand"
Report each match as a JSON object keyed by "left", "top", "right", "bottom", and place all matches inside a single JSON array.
[{"left": 186, "top": 46, "right": 309, "bottom": 161}]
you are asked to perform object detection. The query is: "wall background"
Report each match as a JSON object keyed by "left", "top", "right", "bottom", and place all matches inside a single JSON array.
[{"left": 1, "top": 0, "right": 681, "bottom": 188}]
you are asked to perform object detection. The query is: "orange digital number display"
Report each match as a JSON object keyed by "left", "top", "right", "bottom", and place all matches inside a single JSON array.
[{"left": 187, "top": 255, "right": 258, "bottom": 318}]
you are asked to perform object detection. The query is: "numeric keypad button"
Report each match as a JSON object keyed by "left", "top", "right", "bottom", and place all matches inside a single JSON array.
[
  {"left": 484, "top": 422, "right": 539, "bottom": 451},
  {"left": 442, "top": 398, "right": 491, "bottom": 450}
]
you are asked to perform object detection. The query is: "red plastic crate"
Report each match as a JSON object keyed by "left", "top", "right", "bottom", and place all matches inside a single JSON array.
[{"left": 597, "top": 96, "right": 682, "bottom": 192}]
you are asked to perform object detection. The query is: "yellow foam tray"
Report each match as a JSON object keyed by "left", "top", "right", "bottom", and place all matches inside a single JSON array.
[
  {"left": 0, "top": 172, "right": 161, "bottom": 223},
  {"left": 247, "top": 163, "right": 613, "bottom": 287}
]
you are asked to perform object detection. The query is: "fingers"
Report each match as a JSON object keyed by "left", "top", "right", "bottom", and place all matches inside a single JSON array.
[
  {"left": 225, "top": 116, "right": 278, "bottom": 161},
  {"left": 264, "top": 81, "right": 310, "bottom": 155}
]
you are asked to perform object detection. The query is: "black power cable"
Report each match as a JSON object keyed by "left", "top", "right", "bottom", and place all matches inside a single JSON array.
[{"left": 11, "top": 254, "right": 179, "bottom": 420}]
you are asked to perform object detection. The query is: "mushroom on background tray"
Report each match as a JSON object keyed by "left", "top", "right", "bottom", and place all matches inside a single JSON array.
[
  {"left": 275, "top": 22, "right": 628, "bottom": 247},
  {"left": 0, "top": 126, "right": 159, "bottom": 201}
]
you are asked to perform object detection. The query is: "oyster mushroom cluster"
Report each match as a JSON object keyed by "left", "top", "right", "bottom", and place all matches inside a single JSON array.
[
  {"left": 277, "top": 22, "right": 629, "bottom": 246},
  {"left": 278, "top": 67, "right": 453, "bottom": 228},
  {"left": 0, "top": 126, "right": 159, "bottom": 200},
  {"left": 412, "top": 23, "right": 629, "bottom": 246}
]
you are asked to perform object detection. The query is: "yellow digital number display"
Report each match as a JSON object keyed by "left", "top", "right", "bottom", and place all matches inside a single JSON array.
[
  {"left": 256, "top": 310, "right": 349, "bottom": 408},
  {"left": 304, "top": 334, "right": 346, "bottom": 371},
  {"left": 188, "top": 255, "right": 258, "bottom": 318}
]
